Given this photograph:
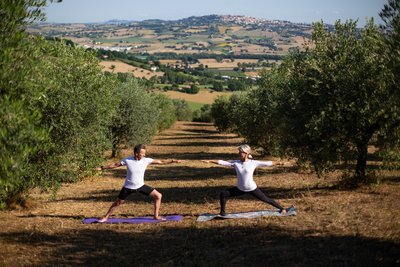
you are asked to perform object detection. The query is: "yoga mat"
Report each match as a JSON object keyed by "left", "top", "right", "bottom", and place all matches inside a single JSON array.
[
  {"left": 83, "top": 215, "right": 183, "bottom": 224},
  {"left": 197, "top": 206, "right": 297, "bottom": 222}
]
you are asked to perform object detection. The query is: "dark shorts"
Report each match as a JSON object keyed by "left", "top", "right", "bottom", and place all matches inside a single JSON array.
[{"left": 118, "top": 185, "right": 154, "bottom": 200}]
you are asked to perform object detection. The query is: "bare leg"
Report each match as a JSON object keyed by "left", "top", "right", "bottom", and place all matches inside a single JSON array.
[
  {"left": 98, "top": 198, "right": 124, "bottom": 222},
  {"left": 149, "top": 189, "right": 165, "bottom": 220}
]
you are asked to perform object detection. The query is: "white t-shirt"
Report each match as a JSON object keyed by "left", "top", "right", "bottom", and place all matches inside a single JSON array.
[
  {"left": 121, "top": 157, "right": 154, "bottom": 189},
  {"left": 218, "top": 159, "right": 273, "bottom": 192}
]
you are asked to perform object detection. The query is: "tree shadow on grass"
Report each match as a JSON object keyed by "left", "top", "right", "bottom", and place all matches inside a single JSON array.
[
  {"left": 155, "top": 135, "right": 239, "bottom": 141},
  {"left": 148, "top": 152, "right": 236, "bottom": 160},
  {"left": 1, "top": 225, "right": 398, "bottom": 266},
  {"left": 181, "top": 122, "right": 214, "bottom": 127},
  {"left": 52, "top": 182, "right": 338, "bottom": 206},
  {"left": 380, "top": 175, "right": 400, "bottom": 184},
  {"left": 183, "top": 128, "right": 219, "bottom": 134},
  {"left": 154, "top": 141, "right": 238, "bottom": 147}
]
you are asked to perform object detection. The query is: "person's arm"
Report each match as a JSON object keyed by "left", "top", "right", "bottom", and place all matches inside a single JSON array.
[
  {"left": 202, "top": 160, "right": 233, "bottom": 166},
  {"left": 256, "top": 160, "right": 290, "bottom": 167},
  {"left": 201, "top": 160, "right": 220, "bottom": 165},
  {"left": 98, "top": 162, "right": 123, "bottom": 171},
  {"left": 151, "top": 159, "right": 183, "bottom": 165}
]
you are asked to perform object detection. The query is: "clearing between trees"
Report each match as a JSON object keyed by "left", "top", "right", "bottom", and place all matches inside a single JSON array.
[{"left": 0, "top": 121, "right": 399, "bottom": 266}]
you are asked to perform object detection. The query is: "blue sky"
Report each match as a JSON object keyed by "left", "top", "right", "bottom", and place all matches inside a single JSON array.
[{"left": 45, "top": 0, "right": 386, "bottom": 27}]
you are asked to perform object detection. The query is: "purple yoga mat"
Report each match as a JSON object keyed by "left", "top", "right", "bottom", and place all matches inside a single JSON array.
[{"left": 82, "top": 215, "right": 183, "bottom": 224}]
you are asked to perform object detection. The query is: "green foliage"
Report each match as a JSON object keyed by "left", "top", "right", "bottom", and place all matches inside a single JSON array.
[
  {"left": 183, "top": 84, "right": 200, "bottom": 94},
  {"left": 0, "top": 0, "right": 180, "bottom": 208},
  {"left": 227, "top": 79, "right": 248, "bottom": 91},
  {"left": 109, "top": 77, "right": 177, "bottom": 157},
  {"left": 193, "top": 104, "right": 212, "bottom": 122},
  {"left": 172, "top": 99, "right": 193, "bottom": 121},
  {"left": 211, "top": 96, "right": 232, "bottom": 132},
  {"left": 0, "top": 0, "right": 49, "bottom": 208},
  {"left": 35, "top": 39, "right": 117, "bottom": 183},
  {"left": 212, "top": 81, "right": 224, "bottom": 91},
  {"left": 151, "top": 93, "right": 177, "bottom": 131},
  {"left": 375, "top": 1, "right": 400, "bottom": 172},
  {"left": 210, "top": 16, "right": 400, "bottom": 184},
  {"left": 238, "top": 69, "right": 285, "bottom": 155},
  {"left": 279, "top": 20, "right": 394, "bottom": 181}
]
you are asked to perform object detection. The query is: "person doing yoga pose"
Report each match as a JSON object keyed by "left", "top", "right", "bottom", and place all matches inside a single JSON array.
[
  {"left": 97, "top": 144, "right": 182, "bottom": 222},
  {"left": 203, "top": 144, "right": 292, "bottom": 216}
]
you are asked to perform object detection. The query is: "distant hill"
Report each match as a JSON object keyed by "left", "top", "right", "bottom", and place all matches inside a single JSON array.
[{"left": 30, "top": 14, "right": 322, "bottom": 57}]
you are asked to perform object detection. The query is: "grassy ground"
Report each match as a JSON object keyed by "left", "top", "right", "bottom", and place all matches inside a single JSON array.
[
  {"left": 187, "top": 101, "right": 205, "bottom": 111},
  {"left": 0, "top": 121, "right": 399, "bottom": 266}
]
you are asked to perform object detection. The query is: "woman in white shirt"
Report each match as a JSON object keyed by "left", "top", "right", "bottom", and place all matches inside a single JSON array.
[{"left": 203, "top": 144, "right": 290, "bottom": 216}]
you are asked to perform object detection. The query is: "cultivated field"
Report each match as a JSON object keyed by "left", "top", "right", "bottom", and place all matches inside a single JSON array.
[
  {"left": 162, "top": 89, "right": 233, "bottom": 105},
  {"left": 197, "top": 58, "right": 259, "bottom": 68},
  {"left": 0, "top": 121, "right": 399, "bottom": 266},
  {"left": 99, "top": 60, "right": 164, "bottom": 79}
]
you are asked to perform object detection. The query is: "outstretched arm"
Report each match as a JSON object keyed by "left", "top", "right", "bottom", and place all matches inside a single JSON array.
[
  {"left": 151, "top": 159, "right": 183, "bottom": 165},
  {"left": 201, "top": 160, "right": 220, "bottom": 165},
  {"left": 96, "top": 162, "right": 123, "bottom": 171},
  {"left": 272, "top": 161, "right": 290, "bottom": 166},
  {"left": 255, "top": 160, "right": 291, "bottom": 168}
]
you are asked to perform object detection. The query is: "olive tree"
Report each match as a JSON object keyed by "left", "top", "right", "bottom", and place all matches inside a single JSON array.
[
  {"left": 0, "top": 0, "right": 49, "bottom": 207},
  {"left": 279, "top": 20, "right": 396, "bottom": 183},
  {"left": 377, "top": 0, "right": 400, "bottom": 168},
  {"left": 110, "top": 77, "right": 159, "bottom": 157},
  {"left": 34, "top": 39, "right": 117, "bottom": 184}
]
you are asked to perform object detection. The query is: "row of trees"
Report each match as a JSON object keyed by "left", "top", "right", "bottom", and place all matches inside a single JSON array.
[
  {"left": 0, "top": 0, "right": 182, "bottom": 208},
  {"left": 212, "top": 0, "right": 400, "bottom": 185}
]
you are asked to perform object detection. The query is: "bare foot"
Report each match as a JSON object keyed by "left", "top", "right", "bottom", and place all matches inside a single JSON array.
[
  {"left": 98, "top": 217, "right": 108, "bottom": 223},
  {"left": 154, "top": 216, "right": 166, "bottom": 221}
]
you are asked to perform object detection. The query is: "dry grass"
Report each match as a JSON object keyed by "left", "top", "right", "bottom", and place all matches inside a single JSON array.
[
  {"left": 0, "top": 121, "right": 399, "bottom": 266},
  {"left": 197, "top": 59, "right": 259, "bottom": 68},
  {"left": 162, "top": 89, "right": 233, "bottom": 105},
  {"left": 99, "top": 60, "right": 164, "bottom": 79}
]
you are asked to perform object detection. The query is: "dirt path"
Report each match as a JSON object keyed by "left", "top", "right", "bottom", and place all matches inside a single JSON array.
[{"left": 0, "top": 121, "right": 399, "bottom": 266}]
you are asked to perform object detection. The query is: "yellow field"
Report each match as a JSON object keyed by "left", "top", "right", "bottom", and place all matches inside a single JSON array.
[
  {"left": 99, "top": 61, "right": 164, "bottom": 79},
  {"left": 218, "top": 26, "right": 229, "bottom": 34},
  {"left": 162, "top": 89, "right": 233, "bottom": 104},
  {"left": 185, "top": 29, "right": 207, "bottom": 33}
]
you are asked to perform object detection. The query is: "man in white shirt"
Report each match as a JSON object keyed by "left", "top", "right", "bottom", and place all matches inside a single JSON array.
[{"left": 98, "top": 144, "right": 181, "bottom": 222}]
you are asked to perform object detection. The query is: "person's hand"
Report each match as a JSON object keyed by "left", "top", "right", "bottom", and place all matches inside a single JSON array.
[{"left": 95, "top": 166, "right": 103, "bottom": 171}]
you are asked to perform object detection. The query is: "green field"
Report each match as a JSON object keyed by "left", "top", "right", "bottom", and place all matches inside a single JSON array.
[{"left": 187, "top": 101, "right": 205, "bottom": 111}]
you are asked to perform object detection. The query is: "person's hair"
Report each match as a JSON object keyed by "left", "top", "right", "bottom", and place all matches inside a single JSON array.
[
  {"left": 238, "top": 144, "right": 253, "bottom": 158},
  {"left": 134, "top": 144, "right": 146, "bottom": 154}
]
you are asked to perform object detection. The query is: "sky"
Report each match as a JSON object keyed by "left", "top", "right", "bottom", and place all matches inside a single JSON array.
[{"left": 45, "top": 0, "right": 386, "bottom": 27}]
